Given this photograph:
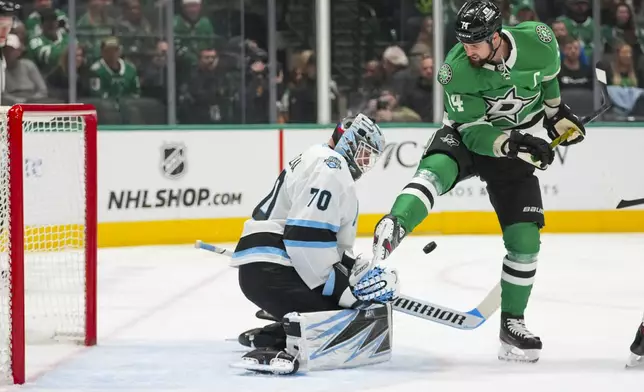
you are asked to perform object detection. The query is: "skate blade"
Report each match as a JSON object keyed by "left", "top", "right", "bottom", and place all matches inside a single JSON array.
[
  {"left": 498, "top": 342, "right": 540, "bottom": 363},
  {"left": 230, "top": 357, "right": 297, "bottom": 375},
  {"left": 625, "top": 353, "right": 643, "bottom": 369}
]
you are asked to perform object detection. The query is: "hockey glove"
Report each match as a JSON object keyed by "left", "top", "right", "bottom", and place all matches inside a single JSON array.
[
  {"left": 351, "top": 264, "right": 400, "bottom": 303},
  {"left": 501, "top": 130, "right": 554, "bottom": 170},
  {"left": 323, "top": 252, "right": 400, "bottom": 307},
  {"left": 544, "top": 101, "right": 586, "bottom": 146},
  {"left": 373, "top": 214, "right": 407, "bottom": 261}
]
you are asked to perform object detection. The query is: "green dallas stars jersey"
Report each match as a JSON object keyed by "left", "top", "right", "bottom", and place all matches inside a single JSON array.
[
  {"left": 437, "top": 21, "right": 561, "bottom": 157},
  {"left": 25, "top": 9, "right": 68, "bottom": 39}
]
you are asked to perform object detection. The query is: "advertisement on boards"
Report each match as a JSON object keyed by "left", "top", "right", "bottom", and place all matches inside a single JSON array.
[
  {"left": 283, "top": 127, "right": 644, "bottom": 213},
  {"left": 98, "top": 130, "right": 279, "bottom": 222}
]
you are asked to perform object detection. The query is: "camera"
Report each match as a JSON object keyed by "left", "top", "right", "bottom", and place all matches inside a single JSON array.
[{"left": 377, "top": 97, "right": 389, "bottom": 110}]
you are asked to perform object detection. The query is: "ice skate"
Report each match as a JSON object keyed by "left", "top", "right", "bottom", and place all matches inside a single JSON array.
[
  {"left": 230, "top": 347, "right": 299, "bottom": 375},
  {"left": 238, "top": 322, "right": 286, "bottom": 349},
  {"left": 498, "top": 312, "right": 542, "bottom": 363},
  {"left": 626, "top": 318, "right": 644, "bottom": 369}
]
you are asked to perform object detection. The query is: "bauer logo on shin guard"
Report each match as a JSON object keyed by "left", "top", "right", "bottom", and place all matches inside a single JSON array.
[
  {"left": 393, "top": 297, "right": 467, "bottom": 326},
  {"left": 522, "top": 206, "right": 544, "bottom": 214}
]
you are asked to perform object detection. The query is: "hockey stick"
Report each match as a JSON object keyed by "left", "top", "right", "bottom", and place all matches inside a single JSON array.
[
  {"left": 522, "top": 66, "right": 613, "bottom": 168},
  {"left": 195, "top": 240, "right": 500, "bottom": 330},
  {"left": 616, "top": 198, "right": 644, "bottom": 209}
]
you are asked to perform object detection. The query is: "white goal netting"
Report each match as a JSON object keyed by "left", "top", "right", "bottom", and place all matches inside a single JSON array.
[{"left": 0, "top": 108, "right": 91, "bottom": 384}]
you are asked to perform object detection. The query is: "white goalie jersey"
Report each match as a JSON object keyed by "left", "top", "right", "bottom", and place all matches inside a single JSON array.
[{"left": 231, "top": 144, "right": 358, "bottom": 290}]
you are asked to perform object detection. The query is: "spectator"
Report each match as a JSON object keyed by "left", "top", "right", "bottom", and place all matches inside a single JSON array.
[
  {"left": 558, "top": 36, "right": 593, "bottom": 89},
  {"left": 551, "top": 20, "right": 570, "bottom": 42},
  {"left": 602, "top": 2, "right": 644, "bottom": 59},
  {"left": 2, "top": 34, "right": 48, "bottom": 104},
  {"left": 285, "top": 51, "right": 317, "bottom": 123},
  {"left": 408, "top": 17, "right": 433, "bottom": 69},
  {"left": 368, "top": 89, "right": 421, "bottom": 123},
  {"left": 606, "top": 41, "right": 644, "bottom": 87},
  {"left": 88, "top": 36, "right": 141, "bottom": 99},
  {"left": 179, "top": 48, "right": 228, "bottom": 124},
  {"left": 552, "top": 19, "right": 590, "bottom": 67},
  {"left": 284, "top": 51, "right": 339, "bottom": 123},
  {"left": 27, "top": 8, "right": 67, "bottom": 75},
  {"left": 557, "top": 0, "right": 594, "bottom": 58},
  {"left": 604, "top": 42, "right": 644, "bottom": 116},
  {"left": 500, "top": 0, "right": 512, "bottom": 24},
  {"left": 11, "top": 20, "right": 26, "bottom": 46},
  {"left": 244, "top": 60, "right": 283, "bottom": 123},
  {"left": 510, "top": 0, "right": 539, "bottom": 25},
  {"left": 351, "top": 59, "right": 383, "bottom": 109},
  {"left": 47, "top": 44, "right": 91, "bottom": 100},
  {"left": 24, "top": 0, "right": 67, "bottom": 39},
  {"left": 399, "top": 55, "right": 434, "bottom": 122},
  {"left": 174, "top": 0, "right": 215, "bottom": 73},
  {"left": 116, "top": 0, "right": 154, "bottom": 67},
  {"left": 77, "top": 0, "right": 114, "bottom": 65},
  {"left": 139, "top": 40, "right": 167, "bottom": 102},
  {"left": 381, "top": 45, "right": 410, "bottom": 95}
]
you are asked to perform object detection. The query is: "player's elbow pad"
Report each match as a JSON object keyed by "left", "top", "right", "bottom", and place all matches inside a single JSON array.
[{"left": 320, "top": 252, "right": 359, "bottom": 308}]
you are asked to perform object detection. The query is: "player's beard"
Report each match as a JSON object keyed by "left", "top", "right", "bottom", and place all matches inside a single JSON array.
[{"left": 467, "top": 55, "right": 487, "bottom": 68}]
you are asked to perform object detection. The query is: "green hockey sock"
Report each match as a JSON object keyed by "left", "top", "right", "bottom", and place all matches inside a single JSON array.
[
  {"left": 391, "top": 153, "right": 458, "bottom": 232},
  {"left": 500, "top": 222, "right": 540, "bottom": 316}
]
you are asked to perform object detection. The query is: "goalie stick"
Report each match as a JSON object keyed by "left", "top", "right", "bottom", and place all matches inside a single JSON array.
[{"left": 195, "top": 240, "right": 500, "bottom": 330}]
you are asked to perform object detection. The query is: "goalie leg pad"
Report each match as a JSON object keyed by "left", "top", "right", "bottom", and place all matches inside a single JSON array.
[{"left": 283, "top": 304, "right": 393, "bottom": 372}]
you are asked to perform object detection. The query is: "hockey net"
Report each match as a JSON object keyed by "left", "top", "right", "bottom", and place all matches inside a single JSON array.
[{"left": 0, "top": 104, "right": 97, "bottom": 385}]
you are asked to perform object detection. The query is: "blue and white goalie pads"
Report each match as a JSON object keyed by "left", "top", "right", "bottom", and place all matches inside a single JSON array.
[{"left": 283, "top": 304, "right": 393, "bottom": 372}]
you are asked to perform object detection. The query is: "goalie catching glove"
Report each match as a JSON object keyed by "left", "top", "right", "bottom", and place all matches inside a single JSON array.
[
  {"left": 323, "top": 251, "right": 400, "bottom": 307},
  {"left": 544, "top": 99, "right": 586, "bottom": 146}
]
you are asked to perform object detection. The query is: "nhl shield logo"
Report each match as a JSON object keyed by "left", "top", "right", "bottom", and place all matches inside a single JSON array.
[{"left": 161, "top": 143, "right": 187, "bottom": 179}]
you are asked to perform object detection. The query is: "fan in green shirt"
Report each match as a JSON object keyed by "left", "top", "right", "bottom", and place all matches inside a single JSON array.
[
  {"left": 88, "top": 36, "right": 141, "bottom": 100},
  {"left": 174, "top": 0, "right": 215, "bottom": 70},
  {"left": 24, "top": 0, "right": 68, "bottom": 39},
  {"left": 77, "top": 0, "right": 114, "bottom": 65},
  {"left": 26, "top": 7, "right": 68, "bottom": 75}
]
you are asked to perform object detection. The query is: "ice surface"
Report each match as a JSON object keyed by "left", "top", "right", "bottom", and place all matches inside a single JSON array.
[{"left": 7, "top": 234, "right": 644, "bottom": 392}]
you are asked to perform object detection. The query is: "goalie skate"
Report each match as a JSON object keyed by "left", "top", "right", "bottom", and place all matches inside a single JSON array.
[
  {"left": 498, "top": 312, "right": 542, "bottom": 363},
  {"left": 230, "top": 348, "right": 299, "bottom": 375}
]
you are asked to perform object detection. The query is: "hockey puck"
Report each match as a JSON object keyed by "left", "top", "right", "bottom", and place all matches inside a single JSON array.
[{"left": 423, "top": 241, "right": 437, "bottom": 254}]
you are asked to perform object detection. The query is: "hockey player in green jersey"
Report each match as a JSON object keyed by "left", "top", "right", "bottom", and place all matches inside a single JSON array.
[{"left": 372, "top": 0, "right": 587, "bottom": 363}]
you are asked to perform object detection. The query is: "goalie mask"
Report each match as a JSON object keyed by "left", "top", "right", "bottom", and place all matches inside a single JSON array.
[{"left": 331, "top": 114, "right": 385, "bottom": 181}]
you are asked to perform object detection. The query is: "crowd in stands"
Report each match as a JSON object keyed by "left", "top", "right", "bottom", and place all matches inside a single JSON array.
[{"left": 8, "top": 0, "right": 644, "bottom": 124}]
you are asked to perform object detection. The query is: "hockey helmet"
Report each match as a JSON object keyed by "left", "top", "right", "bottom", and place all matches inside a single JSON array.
[
  {"left": 332, "top": 114, "right": 385, "bottom": 181},
  {"left": 0, "top": 0, "right": 16, "bottom": 16},
  {"left": 455, "top": 0, "right": 502, "bottom": 44}
]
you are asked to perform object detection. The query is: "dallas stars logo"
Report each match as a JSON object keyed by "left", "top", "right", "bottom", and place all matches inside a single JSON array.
[
  {"left": 483, "top": 86, "right": 539, "bottom": 124},
  {"left": 535, "top": 24, "right": 553, "bottom": 43},
  {"left": 438, "top": 64, "right": 452, "bottom": 85}
]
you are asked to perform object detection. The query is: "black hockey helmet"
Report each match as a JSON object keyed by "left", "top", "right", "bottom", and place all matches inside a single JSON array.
[
  {"left": 0, "top": 0, "right": 17, "bottom": 16},
  {"left": 455, "top": 0, "right": 502, "bottom": 44}
]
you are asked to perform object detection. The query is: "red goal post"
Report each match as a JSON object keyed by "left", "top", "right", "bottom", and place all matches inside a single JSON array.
[{"left": 0, "top": 104, "right": 97, "bottom": 385}]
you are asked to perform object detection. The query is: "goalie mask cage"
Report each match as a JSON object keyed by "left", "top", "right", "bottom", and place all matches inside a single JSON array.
[{"left": 0, "top": 104, "right": 97, "bottom": 385}]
